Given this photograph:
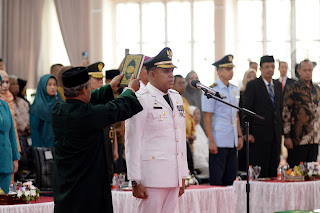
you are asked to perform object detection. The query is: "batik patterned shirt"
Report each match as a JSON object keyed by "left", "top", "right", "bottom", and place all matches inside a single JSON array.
[{"left": 283, "top": 80, "right": 320, "bottom": 145}]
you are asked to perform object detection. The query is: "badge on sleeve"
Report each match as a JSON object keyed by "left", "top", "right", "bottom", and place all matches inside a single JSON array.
[{"left": 177, "top": 105, "right": 185, "bottom": 117}]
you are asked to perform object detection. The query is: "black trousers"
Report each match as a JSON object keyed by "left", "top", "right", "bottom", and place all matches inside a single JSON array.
[
  {"left": 114, "top": 143, "right": 124, "bottom": 173},
  {"left": 287, "top": 144, "right": 319, "bottom": 167},
  {"left": 249, "top": 139, "right": 280, "bottom": 178},
  {"left": 209, "top": 147, "right": 237, "bottom": 186},
  {"left": 186, "top": 140, "right": 195, "bottom": 175}
]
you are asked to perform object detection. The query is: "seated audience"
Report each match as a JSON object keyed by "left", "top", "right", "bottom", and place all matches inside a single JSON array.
[
  {"left": 30, "top": 74, "right": 61, "bottom": 147},
  {"left": 189, "top": 105, "right": 209, "bottom": 178}
]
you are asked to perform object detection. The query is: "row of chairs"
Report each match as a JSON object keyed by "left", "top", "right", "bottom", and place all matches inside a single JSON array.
[{"left": 17, "top": 136, "right": 54, "bottom": 193}]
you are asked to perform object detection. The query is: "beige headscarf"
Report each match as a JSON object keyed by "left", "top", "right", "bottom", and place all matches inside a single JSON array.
[{"left": 0, "top": 70, "right": 21, "bottom": 152}]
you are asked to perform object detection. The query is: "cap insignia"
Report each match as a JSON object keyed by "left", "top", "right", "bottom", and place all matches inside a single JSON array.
[
  {"left": 167, "top": 49, "right": 173, "bottom": 59},
  {"left": 98, "top": 63, "right": 103, "bottom": 71},
  {"left": 228, "top": 55, "right": 232, "bottom": 62}
]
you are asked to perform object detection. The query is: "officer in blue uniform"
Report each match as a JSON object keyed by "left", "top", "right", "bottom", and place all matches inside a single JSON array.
[{"left": 201, "top": 55, "right": 243, "bottom": 186}]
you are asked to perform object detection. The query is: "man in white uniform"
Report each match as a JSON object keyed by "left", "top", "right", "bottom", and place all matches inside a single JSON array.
[{"left": 125, "top": 47, "right": 189, "bottom": 213}]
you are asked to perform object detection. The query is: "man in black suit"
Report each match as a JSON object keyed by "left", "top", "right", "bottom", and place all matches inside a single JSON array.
[
  {"left": 244, "top": 55, "right": 282, "bottom": 178},
  {"left": 277, "top": 61, "right": 295, "bottom": 93}
]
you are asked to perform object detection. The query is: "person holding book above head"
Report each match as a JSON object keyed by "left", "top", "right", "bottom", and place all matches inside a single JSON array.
[
  {"left": 125, "top": 47, "right": 189, "bottom": 213},
  {"left": 52, "top": 67, "right": 142, "bottom": 213},
  {"left": 87, "top": 62, "right": 105, "bottom": 91}
]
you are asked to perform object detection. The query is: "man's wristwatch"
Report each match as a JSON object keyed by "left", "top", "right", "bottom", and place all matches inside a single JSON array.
[{"left": 132, "top": 180, "right": 138, "bottom": 187}]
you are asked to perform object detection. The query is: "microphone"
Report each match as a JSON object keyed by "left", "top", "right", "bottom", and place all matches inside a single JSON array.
[{"left": 191, "top": 80, "right": 225, "bottom": 99}]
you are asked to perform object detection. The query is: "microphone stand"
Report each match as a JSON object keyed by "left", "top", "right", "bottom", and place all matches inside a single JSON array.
[{"left": 203, "top": 90, "right": 264, "bottom": 213}]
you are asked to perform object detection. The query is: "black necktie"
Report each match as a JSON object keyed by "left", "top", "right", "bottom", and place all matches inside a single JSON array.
[{"left": 163, "top": 94, "right": 173, "bottom": 110}]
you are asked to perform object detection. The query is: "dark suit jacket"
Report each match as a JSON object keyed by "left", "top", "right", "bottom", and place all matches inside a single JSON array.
[
  {"left": 277, "top": 77, "right": 296, "bottom": 93},
  {"left": 244, "top": 77, "right": 282, "bottom": 144}
]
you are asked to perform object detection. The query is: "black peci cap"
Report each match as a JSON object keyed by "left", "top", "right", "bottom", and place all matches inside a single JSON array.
[
  {"left": 105, "top": 69, "right": 120, "bottom": 80},
  {"left": 260, "top": 55, "right": 275, "bottom": 67},
  {"left": 62, "top": 67, "right": 89, "bottom": 88}
]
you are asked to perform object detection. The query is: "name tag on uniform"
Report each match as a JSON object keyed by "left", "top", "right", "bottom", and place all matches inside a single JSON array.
[
  {"left": 177, "top": 105, "right": 185, "bottom": 117},
  {"left": 153, "top": 106, "right": 162, "bottom": 109}
]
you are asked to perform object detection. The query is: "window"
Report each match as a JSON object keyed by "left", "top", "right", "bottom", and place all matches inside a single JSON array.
[
  {"left": 237, "top": 0, "right": 320, "bottom": 84},
  {"left": 113, "top": 0, "right": 215, "bottom": 85}
]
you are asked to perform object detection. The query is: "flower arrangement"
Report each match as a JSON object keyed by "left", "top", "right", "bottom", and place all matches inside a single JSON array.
[
  {"left": 185, "top": 174, "right": 198, "bottom": 187},
  {"left": 15, "top": 182, "right": 40, "bottom": 202},
  {"left": 305, "top": 162, "right": 320, "bottom": 178}
]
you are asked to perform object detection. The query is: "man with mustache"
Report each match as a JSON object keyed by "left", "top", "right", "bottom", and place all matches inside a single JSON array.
[
  {"left": 125, "top": 47, "right": 188, "bottom": 213},
  {"left": 244, "top": 55, "right": 282, "bottom": 178}
]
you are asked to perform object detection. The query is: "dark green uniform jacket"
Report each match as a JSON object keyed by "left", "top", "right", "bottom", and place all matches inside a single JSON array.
[{"left": 51, "top": 84, "right": 142, "bottom": 213}]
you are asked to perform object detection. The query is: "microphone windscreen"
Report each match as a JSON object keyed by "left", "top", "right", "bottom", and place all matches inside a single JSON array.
[{"left": 191, "top": 80, "right": 200, "bottom": 88}]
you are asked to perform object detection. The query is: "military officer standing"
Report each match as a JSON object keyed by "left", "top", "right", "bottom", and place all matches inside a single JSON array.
[
  {"left": 87, "top": 61, "right": 105, "bottom": 90},
  {"left": 125, "top": 47, "right": 189, "bottom": 213},
  {"left": 202, "top": 55, "right": 243, "bottom": 186}
]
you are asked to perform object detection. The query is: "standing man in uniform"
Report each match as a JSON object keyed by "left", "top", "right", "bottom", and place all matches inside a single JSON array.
[
  {"left": 283, "top": 59, "right": 320, "bottom": 166},
  {"left": 125, "top": 47, "right": 189, "bottom": 213},
  {"left": 52, "top": 67, "right": 142, "bottom": 213},
  {"left": 87, "top": 61, "right": 105, "bottom": 90},
  {"left": 244, "top": 55, "right": 282, "bottom": 178},
  {"left": 202, "top": 55, "right": 243, "bottom": 186}
]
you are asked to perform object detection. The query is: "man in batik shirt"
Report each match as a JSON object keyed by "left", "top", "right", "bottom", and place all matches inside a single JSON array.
[{"left": 283, "top": 59, "right": 320, "bottom": 167}]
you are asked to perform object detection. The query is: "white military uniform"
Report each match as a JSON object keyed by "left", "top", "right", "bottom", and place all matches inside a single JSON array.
[{"left": 125, "top": 83, "right": 189, "bottom": 212}]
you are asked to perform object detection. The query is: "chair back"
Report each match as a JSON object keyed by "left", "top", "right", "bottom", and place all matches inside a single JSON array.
[{"left": 33, "top": 147, "right": 54, "bottom": 191}]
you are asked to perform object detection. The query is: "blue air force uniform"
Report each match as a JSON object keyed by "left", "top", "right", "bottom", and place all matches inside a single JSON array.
[{"left": 201, "top": 55, "right": 240, "bottom": 186}]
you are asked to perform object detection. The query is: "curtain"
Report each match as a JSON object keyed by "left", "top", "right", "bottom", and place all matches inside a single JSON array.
[
  {"left": 54, "top": 0, "right": 89, "bottom": 66},
  {"left": 1, "top": 0, "right": 44, "bottom": 88}
]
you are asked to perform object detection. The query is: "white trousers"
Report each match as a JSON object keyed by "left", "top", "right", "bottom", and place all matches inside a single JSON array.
[{"left": 138, "top": 187, "right": 179, "bottom": 213}]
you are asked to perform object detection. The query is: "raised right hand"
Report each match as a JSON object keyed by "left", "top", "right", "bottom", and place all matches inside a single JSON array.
[
  {"left": 132, "top": 184, "right": 148, "bottom": 199},
  {"left": 128, "top": 75, "right": 141, "bottom": 92}
]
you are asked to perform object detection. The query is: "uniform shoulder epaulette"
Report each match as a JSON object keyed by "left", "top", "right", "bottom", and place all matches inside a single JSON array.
[
  {"left": 168, "top": 89, "right": 179, "bottom": 94},
  {"left": 136, "top": 87, "right": 149, "bottom": 95},
  {"left": 210, "top": 82, "right": 217, "bottom": 88}
]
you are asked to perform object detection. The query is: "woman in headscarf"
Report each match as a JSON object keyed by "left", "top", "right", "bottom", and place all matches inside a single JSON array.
[
  {"left": 0, "top": 74, "right": 20, "bottom": 193},
  {"left": 0, "top": 70, "right": 21, "bottom": 152},
  {"left": 182, "top": 71, "right": 204, "bottom": 128},
  {"left": 189, "top": 105, "right": 209, "bottom": 178},
  {"left": 30, "top": 74, "right": 61, "bottom": 147}
]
